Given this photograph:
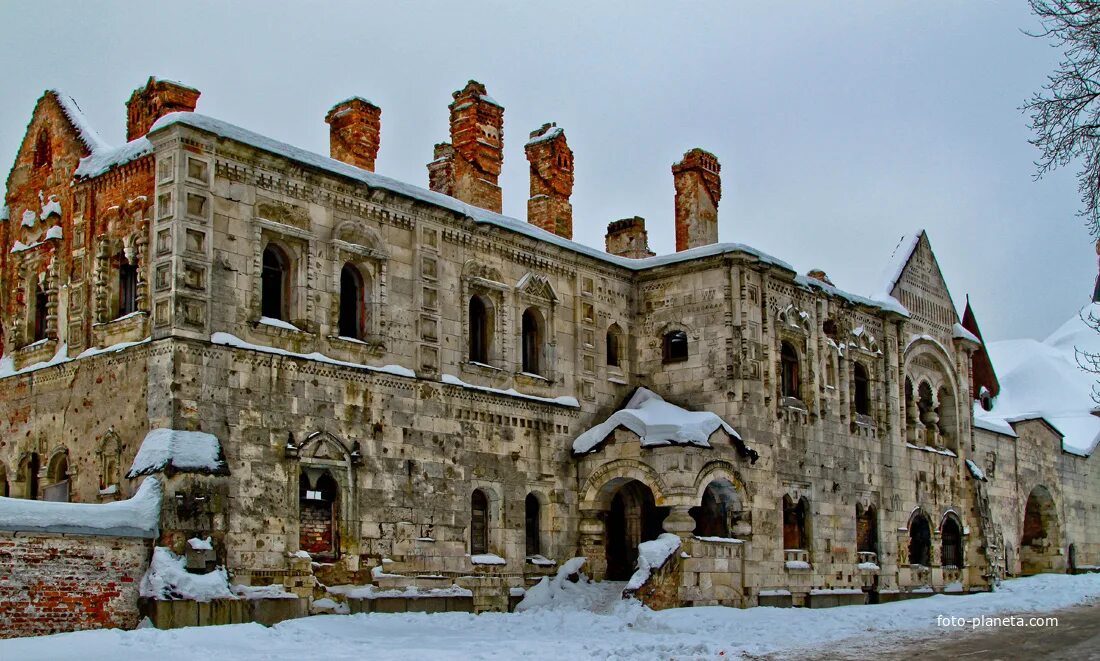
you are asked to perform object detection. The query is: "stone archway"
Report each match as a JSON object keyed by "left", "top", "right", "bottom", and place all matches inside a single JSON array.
[
  {"left": 604, "top": 479, "right": 666, "bottom": 580},
  {"left": 1021, "top": 485, "right": 1061, "bottom": 575}
]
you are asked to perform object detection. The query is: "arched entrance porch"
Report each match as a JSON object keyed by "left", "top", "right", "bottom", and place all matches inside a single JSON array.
[
  {"left": 1021, "top": 485, "right": 1062, "bottom": 575},
  {"left": 604, "top": 480, "right": 668, "bottom": 580}
]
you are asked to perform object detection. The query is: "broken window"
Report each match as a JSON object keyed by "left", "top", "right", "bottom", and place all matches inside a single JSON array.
[
  {"left": 606, "top": 323, "right": 623, "bottom": 368},
  {"left": 780, "top": 341, "right": 800, "bottom": 399},
  {"left": 117, "top": 251, "right": 138, "bottom": 318},
  {"left": 853, "top": 362, "right": 870, "bottom": 416},
  {"left": 783, "top": 495, "right": 809, "bottom": 551},
  {"left": 33, "top": 286, "right": 48, "bottom": 342},
  {"left": 299, "top": 470, "right": 338, "bottom": 557},
  {"left": 856, "top": 504, "right": 877, "bottom": 556}
]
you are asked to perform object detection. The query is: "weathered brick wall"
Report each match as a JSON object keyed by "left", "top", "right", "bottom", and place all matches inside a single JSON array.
[{"left": 0, "top": 532, "right": 150, "bottom": 639}]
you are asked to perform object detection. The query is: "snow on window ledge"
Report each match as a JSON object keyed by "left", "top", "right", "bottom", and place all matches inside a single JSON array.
[
  {"left": 470, "top": 553, "right": 506, "bottom": 565},
  {"left": 257, "top": 316, "right": 305, "bottom": 333}
]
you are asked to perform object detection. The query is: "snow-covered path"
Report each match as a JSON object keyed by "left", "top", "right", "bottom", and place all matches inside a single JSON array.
[{"left": 4, "top": 574, "right": 1100, "bottom": 660}]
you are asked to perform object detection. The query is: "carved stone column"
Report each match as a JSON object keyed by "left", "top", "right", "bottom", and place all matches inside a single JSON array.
[{"left": 663, "top": 504, "right": 696, "bottom": 538}]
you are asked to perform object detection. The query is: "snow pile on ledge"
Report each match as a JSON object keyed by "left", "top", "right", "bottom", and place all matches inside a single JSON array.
[
  {"left": 976, "top": 303, "right": 1100, "bottom": 456},
  {"left": 625, "top": 533, "right": 681, "bottom": 591},
  {"left": 126, "top": 428, "right": 229, "bottom": 478},
  {"left": 442, "top": 373, "right": 579, "bottom": 408},
  {"left": 141, "top": 547, "right": 235, "bottom": 601},
  {"left": 74, "top": 137, "right": 153, "bottom": 179},
  {"left": 470, "top": 553, "right": 506, "bottom": 565},
  {"left": 232, "top": 584, "right": 298, "bottom": 600},
  {"left": 0, "top": 476, "right": 160, "bottom": 537},
  {"left": 188, "top": 537, "right": 213, "bottom": 551},
  {"left": 573, "top": 388, "right": 742, "bottom": 454},
  {"left": 965, "top": 459, "right": 987, "bottom": 481},
  {"left": 516, "top": 557, "right": 590, "bottom": 611},
  {"left": 212, "top": 332, "right": 415, "bottom": 378},
  {"left": 953, "top": 322, "right": 980, "bottom": 344}
]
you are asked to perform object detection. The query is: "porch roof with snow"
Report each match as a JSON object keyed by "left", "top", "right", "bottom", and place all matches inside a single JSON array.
[
  {"left": 572, "top": 388, "right": 758, "bottom": 462},
  {"left": 0, "top": 476, "right": 161, "bottom": 538},
  {"left": 126, "top": 428, "right": 230, "bottom": 478}
]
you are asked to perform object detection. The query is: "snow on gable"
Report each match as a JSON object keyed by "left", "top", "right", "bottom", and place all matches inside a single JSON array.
[
  {"left": 876, "top": 230, "right": 923, "bottom": 298},
  {"left": 127, "top": 428, "right": 229, "bottom": 478},
  {"left": 884, "top": 231, "right": 959, "bottom": 333},
  {"left": 50, "top": 91, "right": 109, "bottom": 153},
  {"left": 572, "top": 388, "right": 755, "bottom": 460},
  {"left": 0, "top": 476, "right": 160, "bottom": 538},
  {"left": 74, "top": 137, "right": 153, "bottom": 179}
]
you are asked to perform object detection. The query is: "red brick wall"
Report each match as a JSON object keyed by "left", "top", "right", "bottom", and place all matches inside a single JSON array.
[{"left": 0, "top": 532, "right": 150, "bottom": 639}]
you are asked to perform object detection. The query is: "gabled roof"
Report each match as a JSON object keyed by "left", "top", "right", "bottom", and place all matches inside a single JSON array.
[
  {"left": 962, "top": 297, "right": 1000, "bottom": 398},
  {"left": 47, "top": 90, "right": 109, "bottom": 153}
]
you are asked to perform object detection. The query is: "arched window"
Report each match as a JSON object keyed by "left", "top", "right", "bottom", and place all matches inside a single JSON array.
[
  {"left": 856, "top": 504, "right": 877, "bottom": 557},
  {"left": 909, "top": 512, "right": 932, "bottom": 567},
  {"left": 853, "top": 363, "right": 870, "bottom": 416},
  {"left": 521, "top": 308, "right": 543, "bottom": 375},
  {"left": 941, "top": 515, "right": 964, "bottom": 568},
  {"left": 663, "top": 330, "right": 688, "bottom": 363},
  {"left": 33, "top": 286, "right": 48, "bottom": 342},
  {"left": 44, "top": 453, "right": 70, "bottom": 502},
  {"left": 469, "top": 296, "right": 491, "bottom": 364},
  {"left": 471, "top": 489, "right": 489, "bottom": 555},
  {"left": 33, "top": 130, "right": 51, "bottom": 169},
  {"left": 780, "top": 341, "right": 800, "bottom": 399},
  {"left": 261, "top": 244, "right": 290, "bottom": 320},
  {"left": 118, "top": 252, "right": 138, "bottom": 318},
  {"left": 338, "top": 263, "right": 365, "bottom": 339},
  {"left": 606, "top": 323, "right": 622, "bottom": 368},
  {"left": 783, "top": 495, "right": 809, "bottom": 551},
  {"left": 525, "top": 493, "right": 541, "bottom": 557}
]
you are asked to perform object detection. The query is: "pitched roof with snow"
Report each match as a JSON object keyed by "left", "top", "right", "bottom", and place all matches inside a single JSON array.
[
  {"left": 572, "top": 388, "right": 758, "bottom": 461},
  {"left": 975, "top": 303, "right": 1100, "bottom": 457},
  {"left": 0, "top": 476, "right": 161, "bottom": 538}
]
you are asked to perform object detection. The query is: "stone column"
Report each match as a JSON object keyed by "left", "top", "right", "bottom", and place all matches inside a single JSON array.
[{"left": 663, "top": 505, "right": 696, "bottom": 538}]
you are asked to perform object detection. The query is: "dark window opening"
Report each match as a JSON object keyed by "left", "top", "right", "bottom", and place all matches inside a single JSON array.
[
  {"left": 339, "top": 264, "right": 364, "bottom": 339},
  {"left": 663, "top": 330, "right": 688, "bottom": 363},
  {"left": 605, "top": 480, "right": 666, "bottom": 580},
  {"left": 783, "top": 496, "right": 808, "bottom": 551},
  {"left": 33, "top": 131, "right": 51, "bottom": 169},
  {"left": 781, "top": 341, "right": 800, "bottom": 399},
  {"left": 521, "top": 308, "right": 542, "bottom": 375},
  {"left": 471, "top": 489, "right": 489, "bottom": 555},
  {"left": 606, "top": 324, "right": 622, "bottom": 368},
  {"left": 856, "top": 505, "right": 877, "bottom": 555},
  {"left": 33, "top": 287, "right": 48, "bottom": 342},
  {"left": 261, "top": 244, "right": 290, "bottom": 320},
  {"left": 941, "top": 516, "right": 963, "bottom": 568},
  {"left": 469, "top": 296, "right": 490, "bottom": 364},
  {"left": 22, "top": 453, "right": 40, "bottom": 500},
  {"left": 909, "top": 514, "right": 932, "bottom": 566},
  {"left": 299, "top": 470, "right": 339, "bottom": 557},
  {"left": 118, "top": 253, "right": 138, "bottom": 317},
  {"left": 854, "top": 362, "right": 871, "bottom": 415},
  {"left": 525, "top": 493, "right": 541, "bottom": 557},
  {"left": 822, "top": 319, "right": 838, "bottom": 342}
]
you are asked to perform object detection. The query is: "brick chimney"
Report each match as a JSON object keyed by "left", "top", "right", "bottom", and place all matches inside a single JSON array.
[
  {"left": 126, "top": 77, "right": 200, "bottom": 141},
  {"left": 672, "top": 148, "right": 721, "bottom": 252},
  {"left": 427, "top": 80, "right": 504, "bottom": 212},
  {"left": 525, "top": 123, "right": 574, "bottom": 238},
  {"left": 605, "top": 217, "right": 655, "bottom": 259},
  {"left": 325, "top": 97, "right": 381, "bottom": 172}
]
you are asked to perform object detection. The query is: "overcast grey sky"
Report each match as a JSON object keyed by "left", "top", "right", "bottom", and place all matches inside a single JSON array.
[{"left": 0, "top": 1, "right": 1088, "bottom": 342}]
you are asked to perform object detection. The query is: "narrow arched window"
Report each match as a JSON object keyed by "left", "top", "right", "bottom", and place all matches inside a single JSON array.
[
  {"left": 525, "top": 493, "right": 541, "bottom": 557},
  {"left": 338, "top": 263, "right": 364, "bottom": 339},
  {"left": 780, "top": 341, "right": 800, "bottom": 399},
  {"left": 783, "top": 495, "right": 808, "bottom": 551},
  {"left": 118, "top": 252, "right": 138, "bottom": 318},
  {"left": 941, "top": 516, "right": 963, "bottom": 568},
  {"left": 33, "top": 287, "right": 48, "bottom": 341},
  {"left": 261, "top": 244, "right": 290, "bottom": 320},
  {"left": 853, "top": 362, "right": 870, "bottom": 415},
  {"left": 606, "top": 323, "right": 622, "bottom": 368},
  {"left": 471, "top": 489, "right": 489, "bottom": 555},
  {"left": 469, "top": 296, "right": 490, "bottom": 364},
  {"left": 33, "top": 131, "right": 51, "bottom": 169},
  {"left": 856, "top": 504, "right": 877, "bottom": 556},
  {"left": 44, "top": 454, "right": 69, "bottom": 503},
  {"left": 663, "top": 330, "right": 688, "bottom": 363},
  {"left": 521, "top": 308, "right": 542, "bottom": 375},
  {"left": 909, "top": 514, "right": 931, "bottom": 566}
]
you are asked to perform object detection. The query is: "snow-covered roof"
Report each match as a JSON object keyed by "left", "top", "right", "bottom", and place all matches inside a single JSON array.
[
  {"left": 50, "top": 91, "right": 110, "bottom": 152},
  {"left": 526, "top": 125, "right": 564, "bottom": 146},
  {"left": 975, "top": 303, "right": 1100, "bottom": 456},
  {"left": 572, "top": 388, "right": 756, "bottom": 460},
  {"left": 952, "top": 322, "right": 980, "bottom": 345},
  {"left": 876, "top": 230, "right": 923, "bottom": 298},
  {"left": 0, "top": 476, "right": 160, "bottom": 538},
  {"left": 74, "top": 136, "right": 153, "bottom": 179},
  {"left": 126, "top": 428, "right": 230, "bottom": 478}
]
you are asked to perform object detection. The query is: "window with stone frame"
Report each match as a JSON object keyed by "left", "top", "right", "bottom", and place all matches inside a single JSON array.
[
  {"left": 856, "top": 504, "right": 877, "bottom": 556},
  {"left": 663, "top": 329, "right": 688, "bottom": 363},
  {"left": 261, "top": 242, "right": 293, "bottom": 321},
  {"left": 514, "top": 272, "right": 557, "bottom": 379},
  {"left": 469, "top": 295, "right": 493, "bottom": 364},
  {"left": 471, "top": 489, "right": 490, "bottom": 555},
  {"left": 780, "top": 341, "right": 801, "bottom": 400},
  {"left": 606, "top": 323, "right": 624, "bottom": 368},
  {"left": 525, "top": 493, "right": 541, "bottom": 557},
  {"left": 116, "top": 251, "right": 139, "bottom": 318},
  {"left": 853, "top": 361, "right": 871, "bottom": 416},
  {"left": 299, "top": 470, "right": 339, "bottom": 557},
  {"left": 338, "top": 262, "right": 371, "bottom": 340},
  {"left": 32, "top": 285, "right": 49, "bottom": 342},
  {"left": 908, "top": 511, "right": 932, "bottom": 567},
  {"left": 941, "top": 514, "right": 964, "bottom": 568},
  {"left": 782, "top": 495, "right": 809, "bottom": 551},
  {"left": 521, "top": 307, "right": 545, "bottom": 375}
]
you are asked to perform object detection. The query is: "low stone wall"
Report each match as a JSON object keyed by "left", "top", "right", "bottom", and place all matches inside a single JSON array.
[
  {"left": 0, "top": 532, "right": 151, "bottom": 639},
  {"left": 347, "top": 596, "right": 474, "bottom": 614},
  {"left": 139, "top": 597, "right": 307, "bottom": 629}
]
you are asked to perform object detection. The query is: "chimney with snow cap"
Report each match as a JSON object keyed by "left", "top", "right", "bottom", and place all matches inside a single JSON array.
[
  {"left": 325, "top": 97, "right": 382, "bottom": 172},
  {"left": 126, "top": 77, "right": 200, "bottom": 141},
  {"left": 427, "top": 80, "right": 504, "bottom": 212},
  {"left": 673, "top": 148, "right": 721, "bottom": 252},
  {"left": 525, "top": 122, "right": 574, "bottom": 239},
  {"left": 605, "top": 216, "right": 655, "bottom": 259}
]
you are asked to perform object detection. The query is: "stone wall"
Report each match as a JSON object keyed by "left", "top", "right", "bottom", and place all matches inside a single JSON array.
[{"left": 0, "top": 532, "right": 151, "bottom": 638}]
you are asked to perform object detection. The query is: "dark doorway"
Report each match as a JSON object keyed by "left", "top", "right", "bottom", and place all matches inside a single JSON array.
[
  {"left": 525, "top": 493, "right": 541, "bottom": 557},
  {"left": 471, "top": 489, "right": 489, "bottom": 555},
  {"left": 605, "top": 480, "right": 665, "bottom": 580}
]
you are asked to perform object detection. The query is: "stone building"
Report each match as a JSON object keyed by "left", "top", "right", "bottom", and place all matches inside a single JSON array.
[{"left": 1, "top": 77, "right": 1097, "bottom": 614}]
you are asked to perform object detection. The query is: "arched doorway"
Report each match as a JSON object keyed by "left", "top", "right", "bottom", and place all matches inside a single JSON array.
[
  {"left": 941, "top": 514, "right": 964, "bottom": 568},
  {"left": 299, "top": 470, "right": 339, "bottom": 558},
  {"left": 691, "top": 479, "right": 742, "bottom": 538},
  {"left": 908, "top": 511, "right": 932, "bottom": 567},
  {"left": 1021, "top": 485, "right": 1061, "bottom": 575},
  {"left": 605, "top": 480, "right": 665, "bottom": 580}
]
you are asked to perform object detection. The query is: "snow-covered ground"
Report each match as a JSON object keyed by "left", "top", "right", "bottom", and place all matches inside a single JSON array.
[{"left": 3, "top": 573, "right": 1099, "bottom": 660}]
